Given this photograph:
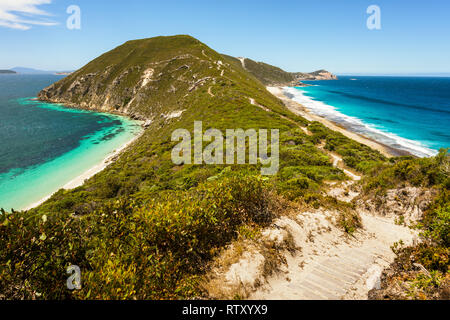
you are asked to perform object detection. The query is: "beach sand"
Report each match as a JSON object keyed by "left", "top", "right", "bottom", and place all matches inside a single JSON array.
[
  {"left": 24, "top": 131, "right": 144, "bottom": 211},
  {"left": 267, "top": 86, "right": 409, "bottom": 158}
]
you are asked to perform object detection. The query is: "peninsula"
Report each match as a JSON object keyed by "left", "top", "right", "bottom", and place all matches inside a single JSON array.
[{"left": 1, "top": 35, "right": 447, "bottom": 301}]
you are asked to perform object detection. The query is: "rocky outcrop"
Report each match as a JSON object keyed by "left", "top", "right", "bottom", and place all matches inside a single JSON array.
[{"left": 38, "top": 66, "right": 149, "bottom": 119}]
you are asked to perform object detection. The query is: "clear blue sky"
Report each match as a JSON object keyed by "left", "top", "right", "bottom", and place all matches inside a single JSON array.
[{"left": 0, "top": 0, "right": 449, "bottom": 74}]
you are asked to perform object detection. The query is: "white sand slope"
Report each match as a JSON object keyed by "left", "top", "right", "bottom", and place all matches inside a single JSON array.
[
  {"left": 24, "top": 131, "right": 143, "bottom": 210},
  {"left": 249, "top": 212, "right": 415, "bottom": 300}
]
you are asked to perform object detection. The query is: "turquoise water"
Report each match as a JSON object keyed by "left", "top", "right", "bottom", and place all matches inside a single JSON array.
[
  {"left": 0, "top": 75, "right": 142, "bottom": 211},
  {"left": 285, "top": 76, "right": 450, "bottom": 157}
]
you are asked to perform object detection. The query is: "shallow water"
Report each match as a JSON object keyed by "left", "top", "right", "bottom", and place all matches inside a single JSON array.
[{"left": 0, "top": 74, "right": 142, "bottom": 210}]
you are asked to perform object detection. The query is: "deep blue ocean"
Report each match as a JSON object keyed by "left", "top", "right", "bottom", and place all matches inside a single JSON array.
[
  {"left": 285, "top": 76, "right": 450, "bottom": 157},
  {"left": 0, "top": 74, "right": 141, "bottom": 210}
]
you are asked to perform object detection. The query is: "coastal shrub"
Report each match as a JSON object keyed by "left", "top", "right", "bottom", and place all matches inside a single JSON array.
[
  {"left": 307, "top": 121, "right": 386, "bottom": 173},
  {"left": 420, "top": 189, "right": 450, "bottom": 249},
  {"left": 0, "top": 209, "right": 88, "bottom": 299},
  {"left": 337, "top": 209, "right": 361, "bottom": 234},
  {"left": 77, "top": 174, "right": 276, "bottom": 299}
]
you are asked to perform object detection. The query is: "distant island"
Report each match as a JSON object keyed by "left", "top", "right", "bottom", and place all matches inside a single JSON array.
[
  {"left": 0, "top": 70, "right": 16, "bottom": 74},
  {"left": 2, "top": 35, "right": 447, "bottom": 302}
]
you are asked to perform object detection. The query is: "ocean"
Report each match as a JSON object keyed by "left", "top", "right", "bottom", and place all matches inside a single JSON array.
[
  {"left": 0, "top": 74, "right": 142, "bottom": 211},
  {"left": 284, "top": 76, "right": 450, "bottom": 157}
]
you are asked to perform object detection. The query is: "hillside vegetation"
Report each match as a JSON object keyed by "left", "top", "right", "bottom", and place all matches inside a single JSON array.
[{"left": 0, "top": 35, "right": 447, "bottom": 300}]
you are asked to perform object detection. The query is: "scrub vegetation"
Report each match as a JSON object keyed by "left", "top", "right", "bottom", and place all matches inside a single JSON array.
[{"left": 0, "top": 35, "right": 448, "bottom": 300}]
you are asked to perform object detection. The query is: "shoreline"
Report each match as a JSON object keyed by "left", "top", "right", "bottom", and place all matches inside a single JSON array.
[
  {"left": 23, "top": 129, "right": 144, "bottom": 211},
  {"left": 267, "top": 86, "right": 411, "bottom": 158}
]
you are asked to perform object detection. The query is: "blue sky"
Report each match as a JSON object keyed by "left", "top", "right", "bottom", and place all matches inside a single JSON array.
[{"left": 0, "top": 0, "right": 449, "bottom": 74}]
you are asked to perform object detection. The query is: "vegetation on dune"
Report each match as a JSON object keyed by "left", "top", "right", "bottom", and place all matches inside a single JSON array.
[
  {"left": 307, "top": 121, "right": 387, "bottom": 173},
  {"left": 362, "top": 150, "right": 449, "bottom": 194}
]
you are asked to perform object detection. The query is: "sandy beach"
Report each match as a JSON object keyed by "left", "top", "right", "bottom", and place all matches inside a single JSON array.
[
  {"left": 267, "top": 86, "right": 409, "bottom": 158},
  {"left": 24, "top": 130, "right": 144, "bottom": 211}
]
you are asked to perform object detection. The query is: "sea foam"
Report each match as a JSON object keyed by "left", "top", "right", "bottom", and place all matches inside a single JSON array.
[{"left": 283, "top": 87, "right": 438, "bottom": 158}]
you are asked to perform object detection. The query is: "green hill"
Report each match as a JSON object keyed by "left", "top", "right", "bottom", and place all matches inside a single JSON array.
[{"left": 1, "top": 35, "right": 447, "bottom": 300}]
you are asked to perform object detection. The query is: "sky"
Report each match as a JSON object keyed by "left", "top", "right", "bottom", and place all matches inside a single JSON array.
[{"left": 0, "top": 0, "right": 449, "bottom": 74}]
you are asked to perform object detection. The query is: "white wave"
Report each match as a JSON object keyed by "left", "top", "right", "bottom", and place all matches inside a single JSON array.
[{"left": 283, "top": 87, "right": 438, "bottom": 158}]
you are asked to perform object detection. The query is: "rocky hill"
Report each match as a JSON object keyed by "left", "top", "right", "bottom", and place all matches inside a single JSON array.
[{"left": 39, "top": 36, "right": 288, "bottom": 120}]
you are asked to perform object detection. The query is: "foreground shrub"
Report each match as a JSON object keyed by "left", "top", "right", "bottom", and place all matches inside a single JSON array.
[
  {"left": 0, "top": 174, "right": 276, "bottom": 299},
  {"left": 371, "top": 188, "right": 449, "bottom": 300}
]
